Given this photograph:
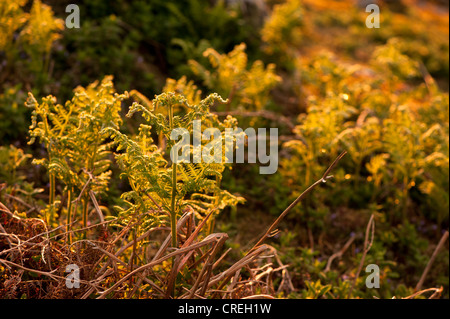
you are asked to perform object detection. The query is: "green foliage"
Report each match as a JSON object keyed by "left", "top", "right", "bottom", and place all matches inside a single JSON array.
[
  {"left": 0, "top": 145, "right": 31, "bottom": 185},
  {"left": 26, "top": 76, "right": 125, "bottom": 227},
  {"left": 0, "top": 0, "right": 63, "bottom": 145},
  {"left": 371, "top": 38, "right": 421, "bottom": 80},
  {"left": 0, "top": 0, "right": 63, "bottom": 89},
  {"left": 189, "top": 43, "right": 281, "bottom": 111},
  {"left": 261, "top": 0, "right": 304, "bottom": 63},
  {"left": 18, "top": 0, "right": 64, "bottom": 75},
  {"left": 56, "top": 14, "right": 154, "bottom": 99},
  {"left": 272, "top": 44, "right": 448, "bottom": 297},
  {"left": 279, "top": 46, "right": 449, "bottom": 222},
  {"left": 53, "top": 0, "right": 257, "bottom": 99},
  {"left": 103, "top": 91, "right": 245, "bottom": 242},
  {"left": 0, "top": 0, "right": 448, "bottom": 300},
  {"left": 0, "top": 86, "right": 29, "bottom": 143},
  {"left": 0, "top": 0, "right": 27, "bottom": 56}
]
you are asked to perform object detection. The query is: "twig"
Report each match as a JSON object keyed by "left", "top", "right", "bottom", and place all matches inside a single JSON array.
[
  {"left": 225, "top": 270, "right": 241, "bottom": 299},
  {"left": 249, "top": 151, "right": 347, "bottom": 252},
  {"left": 150, "top": 211, "right": 194, "bottom": 262},
  {"left": 114, "top": 227, "right": 166, "bottom": 258},
  {"left": 0, "top": 202, "right": 20, "bottom": 219},
  {"left": 0, "top": 258, "right": 94, "bottom": 288},
  {"left": 206, "top": 245, "right": 270, "bottom": 297},
  {"left": 403, "top": 286, "right": 443, "bottom": 299},
  {"left": 242, "top": 294, "right": 276, "bottom": 299},
  {"left": 325, "top": 234, "right": 356, "bottom": 272},
  {"left": 188, "top": 235, "right": 228, "bottom": 298},
  {"left": 0, "top": 222, "right": 14, "bottom": 249},
  {"left": 272, "top": 248, "right": 295, "bottom": 294},
  {"left": 145, "top": 193, "right": 168, "bottom": 217},
  {"left": 415, "top": 231, "right": 449, "bottom": 292},
  {"left": 418, "top": 61, "right": 437, "bottom": 95},
  {"left": 96, "top": 234, "right": 226, "bottom": 299},
  {"left": 348, "top": 214, "right": 375, "bottom": 298},
  {"left": 89, "top": 190, "right": 105, "bottom": 224},
  {"left": 212, "top": 248, "right": 232, "bottom": 270},
  {"left": 3, "top": 193, "right": 36, "bottom": 213}
]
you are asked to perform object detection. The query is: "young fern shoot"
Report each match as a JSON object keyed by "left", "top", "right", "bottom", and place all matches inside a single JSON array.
[{"left": 104, "top": 91, "right": 245, "bottom": 249}]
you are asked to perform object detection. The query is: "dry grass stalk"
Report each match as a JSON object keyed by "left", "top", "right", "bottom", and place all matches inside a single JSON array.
[
  {"left": 249, "top": 151, "right": 347, "bottom": 253},
  {"left": 324, "top": 234, "right": 356, "bottom": 273},
  {"left": 348, "top": 214, "right": 375, "bottom": 299},
  {"left": 415, "top": 230, "right": 449, "bottom": 292}
]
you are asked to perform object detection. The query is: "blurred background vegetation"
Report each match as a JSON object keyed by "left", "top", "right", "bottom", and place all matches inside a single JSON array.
[{"left": 0, "top": 0, "right": 448, "bottom": 298}]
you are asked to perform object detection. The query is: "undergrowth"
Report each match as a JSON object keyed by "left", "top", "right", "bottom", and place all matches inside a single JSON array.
[{"left": 0, "top": 0, "right": 448, "bottom": 299}]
